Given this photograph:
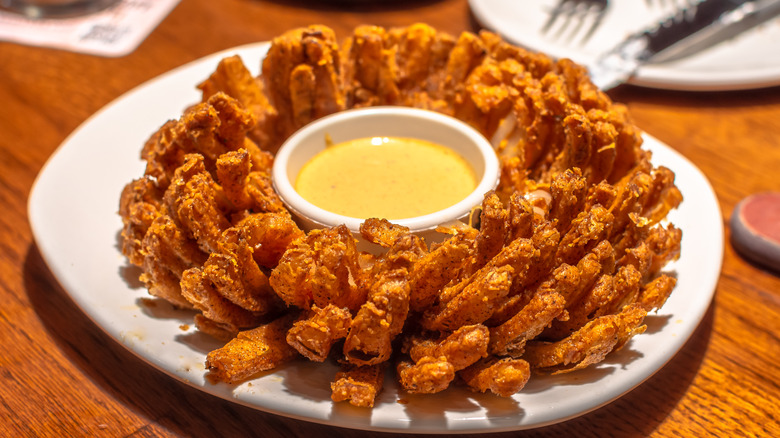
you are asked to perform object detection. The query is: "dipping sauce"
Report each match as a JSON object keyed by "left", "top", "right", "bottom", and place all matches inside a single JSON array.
[{"left": 295, "top": 136, "right": 477, "bottom": 220}]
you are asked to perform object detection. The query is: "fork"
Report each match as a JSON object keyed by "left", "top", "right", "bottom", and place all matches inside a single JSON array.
[{"left": 541, "top": 0, "right": 609, "bottom": 45}]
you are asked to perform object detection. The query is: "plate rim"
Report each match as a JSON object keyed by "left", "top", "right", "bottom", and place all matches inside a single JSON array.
[{"left": 27, "top": 41, "right": 723, "bottom": 433}]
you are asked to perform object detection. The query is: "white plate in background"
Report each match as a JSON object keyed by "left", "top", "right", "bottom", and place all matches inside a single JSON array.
[{"left": 470, "top": 0, "right": 780, "bottom": 90}]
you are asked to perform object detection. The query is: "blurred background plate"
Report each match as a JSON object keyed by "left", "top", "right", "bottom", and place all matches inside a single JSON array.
[{"left": 470, "top": 0, "right": 780, "bottom": 90}]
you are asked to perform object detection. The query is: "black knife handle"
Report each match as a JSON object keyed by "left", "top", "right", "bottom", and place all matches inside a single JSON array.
[{"left": 644, "top": 0, "right": 747, "bottom": 56}]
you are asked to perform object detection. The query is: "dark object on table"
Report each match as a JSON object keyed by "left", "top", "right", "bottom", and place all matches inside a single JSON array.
[{"left": 730, "top": 192, "right": 780, "bottom": 274}]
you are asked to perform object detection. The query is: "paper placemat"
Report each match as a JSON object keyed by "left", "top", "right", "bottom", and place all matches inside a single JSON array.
[{"left": 0, "top": 0, "right": 181, "bottom": 57}]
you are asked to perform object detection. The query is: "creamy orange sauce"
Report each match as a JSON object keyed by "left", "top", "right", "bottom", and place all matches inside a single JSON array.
[{"left": 295, "top": 136, "right": 477, "bottom": 219}]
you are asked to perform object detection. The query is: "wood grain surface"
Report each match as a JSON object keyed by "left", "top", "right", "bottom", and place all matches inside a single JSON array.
[{"left": 1, "top": 1, "right": 778, "bottom": 436}]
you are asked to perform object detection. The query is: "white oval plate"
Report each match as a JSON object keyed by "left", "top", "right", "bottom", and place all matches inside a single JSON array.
[
  {"left": 28, "top": 42, "right": 722, "bottom": 433},
  {"left": 469, "top": 0, "right": 780, "bottom": 91}
]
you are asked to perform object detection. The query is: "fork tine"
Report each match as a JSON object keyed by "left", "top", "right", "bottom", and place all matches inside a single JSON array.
[
  {"left": 563, "top": 2, "right": 593, "bottom": 43},
  {"left": 541, "top": 0, "right": 607, "bottom": 45},
  {"left": 578, "top": 3, "right": 606, "bottom": 44},
  {"left": 543, "top": 0, "right": 583, "bottom": 41},
  {"left": 541, "top": 0, "right": 571, "bottom": 34}
]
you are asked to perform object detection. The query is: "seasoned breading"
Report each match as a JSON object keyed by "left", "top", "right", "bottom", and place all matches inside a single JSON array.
[
  {"left": 198, "top": 55, "right": 279, "bottom": 152},
  {"left": 397, "top": 325, "right": 488, "bottom": 394},
  {"left": 343, "top": 220, "right": 427, "bottom": 365},
  {"left": 343, "top": 270, "right": 412, "bottom": 365},
  {"left": 119, "top": 176, "right": 165, "bottom": 266},
  {"left": 118, "top": 23, "right": 685, "bottom": 407},
  {"left": 636, "top": 274, "right": 677, "bottom": 311},
  {"left": 459, "top": 357, "right": 531, "bottom": 397},
  {"left": 468, "top": 191, "right": 508, "bottom": 274},
  {"left": 421, "top": 264, "right": 513, "bottom": 331},
  {"left": 549, "top": 168, "right": 588, "bottom": 233},
  {"left": 141, "top": 93, "right": 258, "bottom": 189},
  {"left": 524, "top": 304, "right": 648, "bottom": 374},
  {"left": 180, "top": 265, "right": 266, "bottom": 332},
  {"left": 231, "top": 212, "right": 304, "bottom": 268},
  {"left": 397, "top": 356, "right": 455, "bottom": 394},
  {"left": 262, "top": 25, "right": 346, "bottom": 144},
  {"left": 488, "top": 268, "right": 572, "bottom": 356},
  {"left": 408, "top": 227, "right": 476, "bottom": 312},
  {"left": 555, "top": 204, "right": 615, "bottom": 266},
  {"left": 139, "top": 215, "right": 206, "bottom": 309},
  {"left": 269, "top": 225, "right": 366, "bottom": 311},
  {"left": 422, "top": 325, "right": 488, "bottom": 365},
  {"left": 506, "top": 191, "right": 536, "bottom": 242},
  {"left": 286, "top": 304, "right": 352, "bottom": 361},
  {"left": 205, "top": 314, "right": 299, "bottom": 383},
  {"left": 163, "top": 154, "right": 231, "bottom": 254},
  {"left": 215, "top": 148, "right": 283, "bottom": 213},
  {"left": 331, "top": 363, "right": 385, "bottom": 408}
]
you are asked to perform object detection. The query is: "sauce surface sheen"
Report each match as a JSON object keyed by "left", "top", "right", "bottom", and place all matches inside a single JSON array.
[{"left": 295, "top": 136, "right": 477, "bottom": 220}]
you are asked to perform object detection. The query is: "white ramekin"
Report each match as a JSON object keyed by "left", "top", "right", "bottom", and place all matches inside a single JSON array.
[{"left": 271, "top": 106, "right": 500, "bottom": 247}]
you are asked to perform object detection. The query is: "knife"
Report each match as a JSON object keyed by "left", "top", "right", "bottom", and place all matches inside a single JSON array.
[{"left": 588, "top": 0, "right": 780, "bottom": 90}]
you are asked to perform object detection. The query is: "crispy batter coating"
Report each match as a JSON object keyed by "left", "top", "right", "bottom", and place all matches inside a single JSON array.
[
  {"left": 421, "top": 264, "right": 513, "bottom": 331},
  {"left": 119, "top": 177, "right": 165, "bottom": 266},
  {"left": 636, "top": 274, "right": 677, "bottom": 311},
  {"left": 468, "top": 192, "right": 509, "bottom": 274},
  {"left": 549, "top": 168, "right": 588, "bottom": 233},
  {"left": 215, "top": 148, "right": 285, "bottom": 213},
  {"left": 180, "top": 265, "right": 266, "bottom": 332},
  {"left": 119, "top": 24, "right": 686, "bottom": 406},
  {"left": 197, "top": 237, "right": 276, "bottom": 313},
  {"left": 199, "top": 55, "right": 279, "bottom": 152},
  {"left": 488, "top": 239, "right": 610, "bottom": 327},
  {"left": 408, "top": 227, "right": 476, "bottom": 312},
  {"left": 331, "top": 363, "right": 385, "bottom": 408},
  {"left": 141, "top": 93, "right": 257, "bottom": 190},
  {"left": 555, "top": 205, "right": 615, "bottom": 266},
  {"left": 343, "top": 270, "right": 412, "bottom": 365},
  {"left": 519, "top": 221, "right": 562, "bottom": 288},
  {"left": 269, "top": 225, "right": 366, "bottom": 311},
  {"left": 139, "top": 215, "right": 206, "bottom": 309},
  {"left": 506, "top": 191, "right": 536, "bottom": 241},
  {"left": 407, "top": 324, "right": 489, "bottom": 371},
  {"left": 262, "top": 25, "right": 346, "bottom": 146},
  {"left": 397, "top": 324, "right": 488, "bottom": 394},
  {"left": 524, "top": 304, "right": 647, "bottom": 374},
  {"left": 397, "top": 356, "right": 455, "bottom": 394},
  {"left": 488, "top": 275, "right": 570, "bottom": 356},
  {"left": 459, "top": 357, "right": 531, "bottom": 397},
  {"left": 163, "top": 154, "right": 231, "bottom": 254},
  {"left": 286, "top": 304, "right": 351, "bottom": 361},
  {"left": 231, "top": 212, "right": 304, "bottom": 268},
  {"left": 205, "top": 314, "right": 298, "bottom": 383},
  {"left": 343, "top": 220, "right": 426, "bottom": 365}
]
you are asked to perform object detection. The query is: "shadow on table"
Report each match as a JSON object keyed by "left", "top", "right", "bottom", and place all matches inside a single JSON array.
[{"left": 23, "top": 241, "right": 713, "bottom": 438}]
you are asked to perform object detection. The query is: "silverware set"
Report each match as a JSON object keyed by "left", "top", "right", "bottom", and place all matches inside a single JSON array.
[{"left": 561, "top": 0, "right": 780, "bottom": 89}]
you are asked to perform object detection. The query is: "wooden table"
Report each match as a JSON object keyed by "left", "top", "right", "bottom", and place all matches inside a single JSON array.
[{"left": 2, "top": 0, "right": 778, "bottom": 436}]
